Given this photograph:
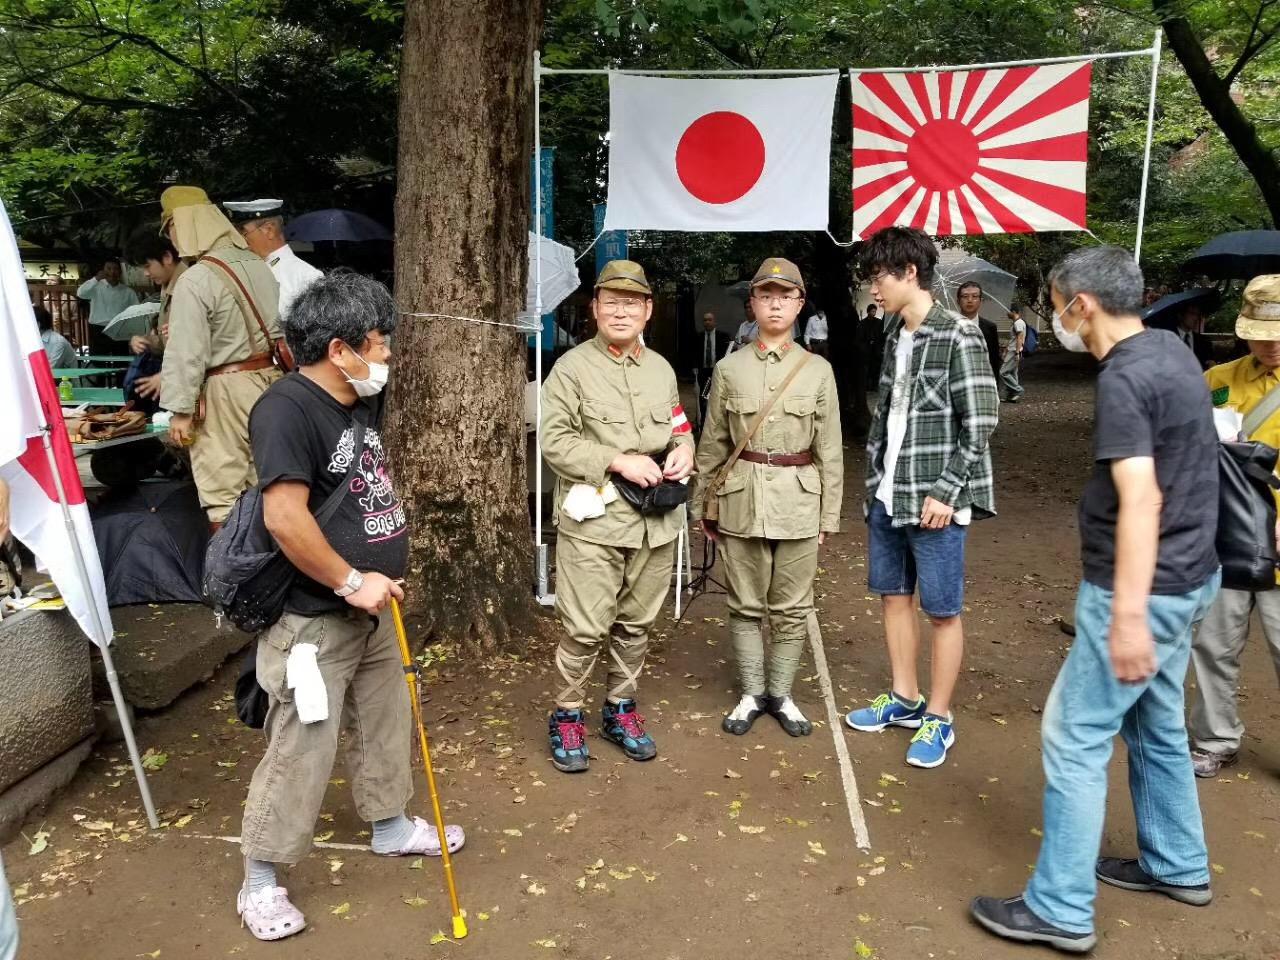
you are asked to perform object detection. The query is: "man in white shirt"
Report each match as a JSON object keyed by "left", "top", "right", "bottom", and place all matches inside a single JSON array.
[
  {"left": 727, "top": 298, "right": 758, "bottom": 355},
  {"left": 76, "top": 258, "right": 140, "bottom": 352},
  {"left": 1000, "top": 304, "right": 1028, "bottom": 403},
  {"left": 35, "top": 305, "right": 78, "bottom": 370},
  {"left": 804, "top": 309, "right": 829, "bottom": 357},
  {"left": 225, "top": 199, "right": 322, "bottom": 319}
]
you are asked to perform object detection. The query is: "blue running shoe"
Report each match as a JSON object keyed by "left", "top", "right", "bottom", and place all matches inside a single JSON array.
[
  {"left": 906, "top": 714, "right": 955, "bottom": 768},
  {"left": 845, "top": 691, "right": 926, "bottom": 732},
  {"left": 601, "top": 699, "right": 657, "bottom": 761},
  {"left": 549, "top": 708, "right": 590, "bottom": 773}
]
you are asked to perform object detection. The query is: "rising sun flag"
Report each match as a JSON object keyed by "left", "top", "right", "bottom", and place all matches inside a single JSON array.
[{"left": 850, "top": 61, "right": 1093, "bottom": 237}]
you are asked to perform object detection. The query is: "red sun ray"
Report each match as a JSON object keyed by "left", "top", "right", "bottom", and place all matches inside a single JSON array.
[
  {"left": 853, "top": 168, "right": 912, "bottom": 212},
  {"left": 952, "top": 70, "right": 985, "bottom": 124},
  {"left": 852, "top": 106, "right": 911, "bottom": 145},
  {"left": 965, "top": 179, "right": 1035, "bottom": 234},
  {"left": 858, "top": 74, "right": 925, "bottom": 134},
  {"left": 905, "top": 71, "right": 934, "bottom": 121},
  {"left": 978, "top": 131, "right": 1089, "bottom": 161},
  {"left": 977, "top": 62, "right": 1092, "bottom": 143},
  {"left": 977, "top": 166, "right": 1086, "bottom": 226},
  {"left": 938, "top": 72, "right": 955, "bottom": 121},
  {"left": 966, "top": 65, "right": 1035, "bottom": 132},
  {"left": 851, "top": 148, "right": 911, "bottom": 166}
]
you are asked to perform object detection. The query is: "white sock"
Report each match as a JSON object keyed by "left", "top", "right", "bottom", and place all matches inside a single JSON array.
[
  {"left": 244, "top": 857, "right": 277, "bottom": 896},
  {"left": 773, "top": 696, "right": 808, "bottom": 723},
  {"left": 371, "top": 813, "right": 415, "bottom": 853},
  {"left": 727, "top": 694, "right": 763, "bottom": 722}
]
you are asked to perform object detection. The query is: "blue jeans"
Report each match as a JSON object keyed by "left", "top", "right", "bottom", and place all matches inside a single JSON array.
[
  {"left": 866, "top": 500, "right": 967, "bottom": 618},
  {"left": 0, "top": 853, "right": 17, "bottom": 960},
  {"left": 1024, "top": 572, "right": 1221, "bottom": 933}
]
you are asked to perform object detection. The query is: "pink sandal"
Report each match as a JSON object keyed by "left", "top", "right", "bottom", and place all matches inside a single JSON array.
[
  {"left": 377, "top": 816, "right": 465, "bottom": 857},
  {"left": 238, "top": 885, "right": 307, "bottom": 941}
]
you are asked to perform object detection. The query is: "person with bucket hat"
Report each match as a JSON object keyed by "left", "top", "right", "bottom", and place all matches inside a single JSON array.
[
  {"left": 157, "top": 185, "right": 284, "bottom": 531},
  {"left": 692, "top": 258, "right": 843, "bottom": 738},
  {"left": 539, "top": 259, "right": 695, "bottom": 772},
  {"left": 1190, "top": 275, "right": 1280, "bottom": 778}
]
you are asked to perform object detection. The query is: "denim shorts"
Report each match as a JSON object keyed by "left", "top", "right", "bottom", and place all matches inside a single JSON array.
[{"left": 866, "top": 500, "right": 968, "bottom": 618}]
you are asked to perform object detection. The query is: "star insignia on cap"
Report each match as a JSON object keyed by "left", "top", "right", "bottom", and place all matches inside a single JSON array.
[{"left": 771, "top": 265, "right": 781, "bottom": 274}]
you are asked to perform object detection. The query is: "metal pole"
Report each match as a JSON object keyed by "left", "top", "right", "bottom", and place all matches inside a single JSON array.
[
  {"left": 1134, "top": 28, "right": 1163, "bottom": 263},
  {"left": 533, "top": 50, "right": 553, "bottom": 605},
  {"left": 36, "top": 431, "right": 159, "bottom": 829}
]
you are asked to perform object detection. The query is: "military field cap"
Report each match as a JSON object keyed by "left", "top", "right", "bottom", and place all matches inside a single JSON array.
[
  {"left": 223, "top": 198, "right": 285, "bottom": 225},
  {"left": 595, "top": 259, "right": 652, "bottom": 296},
  {"left": 1237, "top": 275, "right": 1280, "bottom": 342},
  {"left": 750, "top": 257, "right": 805, "bottom": 295},
  {"left": 159, "top": 185, "right": 212, "bottom": 231}
]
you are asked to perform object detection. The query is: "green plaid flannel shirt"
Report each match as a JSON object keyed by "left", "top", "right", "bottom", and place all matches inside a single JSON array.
[{"left": 865, "top": 302, "right": 999, "bottom": 525}]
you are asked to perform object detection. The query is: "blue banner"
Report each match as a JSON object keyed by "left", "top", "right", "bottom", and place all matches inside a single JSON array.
[
  {"left": 593, "top": 203, "right": 628, "bottom": 276},
  {"left": 529, "top": 147, "right": 556, "bottom": 349}
]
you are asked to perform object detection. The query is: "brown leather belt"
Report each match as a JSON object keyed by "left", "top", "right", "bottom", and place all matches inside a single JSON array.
[
  {"left": 206, "top": 352, "right": 276, "bottom": 378},
  {"left": 738, "top": 450, "right": 813, "bottom": 467}
]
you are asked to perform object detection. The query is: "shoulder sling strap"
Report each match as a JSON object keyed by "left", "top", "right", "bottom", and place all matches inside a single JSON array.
[
  {"left": 201, "top": 254, "right": 294, "bottom": 371},
  {"left": 1242, "top": 382, "right": 1280, "bottom": 439},
  {"left": 703, "top": 351, "right": 812, "bottom": 522}
]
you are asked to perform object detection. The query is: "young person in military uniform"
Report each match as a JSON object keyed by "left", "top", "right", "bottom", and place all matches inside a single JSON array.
[
  {"left": 692, "top": 258, "right": 844, "bottom": 738},
  {"left": 158, "top": 186, "right": 284, "bottom": 531},
  {"left": 539, "top": 260, "right": 694, "bottom": 772}
]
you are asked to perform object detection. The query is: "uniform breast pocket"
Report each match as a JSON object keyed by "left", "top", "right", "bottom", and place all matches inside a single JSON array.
[
  {"left": 582, "top": 398, "right": 627, "bottom": 426},
  {"left": 725, "top": 395, "right": 760, "bottom": 425},
  {"left": 782, "top": 395, "right": 817, "bottom": 441},
  {"left": 914, "top": 372, "right": 950, "bottom": 411}
]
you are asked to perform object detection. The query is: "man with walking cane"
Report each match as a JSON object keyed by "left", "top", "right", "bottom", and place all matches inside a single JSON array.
[{"left": 235, "top": 273, "right": 464, "bottom": 942}]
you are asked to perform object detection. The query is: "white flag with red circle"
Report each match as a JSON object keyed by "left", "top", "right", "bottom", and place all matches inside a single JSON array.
[
  {"left": 850, "top": 62, "right": 1092, "bottom": 237},
  {"left": 604, "top": 73, "right": 839, "bottom": 232}
]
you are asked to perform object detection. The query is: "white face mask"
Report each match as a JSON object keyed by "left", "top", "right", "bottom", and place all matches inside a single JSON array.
[
  {"left": 341, "top": 349, "right": 389, "bottom": 397},
  {"left": 1052, "top": 295, "right": 1088, "bottom": 353}
]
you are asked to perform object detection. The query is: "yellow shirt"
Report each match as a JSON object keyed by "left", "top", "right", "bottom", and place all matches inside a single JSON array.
[{"left": 1207, "top": 354, "right": 1280, "bottom": 508}]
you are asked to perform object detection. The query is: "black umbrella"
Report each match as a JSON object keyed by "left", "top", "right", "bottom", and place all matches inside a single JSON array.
[
  {"left": 1141, "top": 287, "right": 1220, "bottom": 331},
  {"left": 285, "top": 208, "right": 392, "bottom": 243},
  {"left": 1183, "top": 230, "right": 1280, "bottom": 280}
]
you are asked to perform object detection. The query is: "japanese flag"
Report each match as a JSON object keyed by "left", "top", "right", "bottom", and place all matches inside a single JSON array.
[{"left": 604, "top": 73, "right": 839, "bottom": 232}]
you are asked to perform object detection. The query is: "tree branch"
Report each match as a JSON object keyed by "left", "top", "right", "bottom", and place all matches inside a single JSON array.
[{"left": 1224, "top": 4, "right": 1280, "bottom": 87}]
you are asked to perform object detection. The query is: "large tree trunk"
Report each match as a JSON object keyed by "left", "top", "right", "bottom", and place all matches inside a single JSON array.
[
  {"left": 1154, "top": 0, "right": 1280, "bottom": 227},
  {"left": 386, "top": 0, "right": 545, "bottom": 651}
]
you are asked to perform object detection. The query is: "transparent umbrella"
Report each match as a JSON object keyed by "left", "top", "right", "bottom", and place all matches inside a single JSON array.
[
  {"left": 933, "top": 256, "right": 1018, "bottom": 323},
  {"left": 103, "top": 301, "right": 161, "bottom": 341}
]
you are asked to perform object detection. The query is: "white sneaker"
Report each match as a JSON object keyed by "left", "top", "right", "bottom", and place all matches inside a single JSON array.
[{"left": 237, "top": 885, "right": 306, "bottom": 941}]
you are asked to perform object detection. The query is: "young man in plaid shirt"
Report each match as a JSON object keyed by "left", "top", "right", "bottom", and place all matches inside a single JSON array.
[{"left": 845, "top": 227, "right": 999, "bottom": 768}]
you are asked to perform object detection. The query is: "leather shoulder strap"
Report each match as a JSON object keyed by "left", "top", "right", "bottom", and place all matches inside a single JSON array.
[
  {"left": 711, "top": 350, "right": 812, "bottom": 492},
  {"left": 201, "top": 255, "right": 274, "bottom": 355},
  {"left": 1243, "top": 382, "right": 1280, "bottom": 439}
]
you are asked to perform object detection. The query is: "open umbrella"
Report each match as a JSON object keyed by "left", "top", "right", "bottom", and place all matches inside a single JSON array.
[
  {"left": 521, "top": 232, "right": 580, "bottom": 321},
  {"left": 933, "top": 256, "right": 1018, "bottom": 323},
  {"left": 1184, "top": 230, "right": 1280, "bottom": 280},
  {"left": 285, "top": 209, "right": 392, "bottom": 243},
  {"left": 102, "top": 300, "right": 161, "bottom": 341},
  {"left": 1141, "top": 287, "right": 1220, "bottom": 331}
]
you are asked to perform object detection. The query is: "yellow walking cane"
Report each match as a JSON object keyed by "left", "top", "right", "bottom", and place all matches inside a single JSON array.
[{"left": 389, "top": 596, "right": 468, "bottom": 940}]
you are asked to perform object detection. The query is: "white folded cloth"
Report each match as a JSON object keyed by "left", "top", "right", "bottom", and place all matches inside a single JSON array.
[
  {"left": 563, "top": 481, "right": 618, "bottom": 522},
  {"left": 286, "top": 643, "right": 328, "bottom": 724}
]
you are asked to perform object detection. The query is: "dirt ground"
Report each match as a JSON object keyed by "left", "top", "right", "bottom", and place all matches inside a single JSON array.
[{"left": 6, "top": 361, "right": 1280, "bottom": 960}]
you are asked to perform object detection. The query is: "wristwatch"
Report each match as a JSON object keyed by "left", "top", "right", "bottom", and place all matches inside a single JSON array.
[{"left": 334, "top": 568, "right": 365, "bottom": 597}]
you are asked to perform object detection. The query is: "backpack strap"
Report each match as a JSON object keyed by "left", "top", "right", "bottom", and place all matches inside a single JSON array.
[
  {"left": 315, "top": 405, "right": 369, "bottom": 527},
  {"left": 1242, "top": 383, "right": 1280, "bottom": 439}
]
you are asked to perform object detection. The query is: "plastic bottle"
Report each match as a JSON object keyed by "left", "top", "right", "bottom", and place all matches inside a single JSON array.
[{"left": 58, "top": 378, "right": 74, "bottom": 402}]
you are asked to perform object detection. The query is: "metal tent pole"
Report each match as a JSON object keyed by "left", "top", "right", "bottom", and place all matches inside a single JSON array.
[
  {"left": 1134, "top": 28, "right": 1163, "bottom": 262},
  {"left": 533, "top": 50, "right": 554, "bottom": 606}
]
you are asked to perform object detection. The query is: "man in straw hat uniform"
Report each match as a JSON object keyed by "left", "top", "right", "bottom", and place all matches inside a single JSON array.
[
  {"left": 539, "top": 259, "right": 694, "bottom": 772},
  {"left": 692, "top": 257, "right": 843, "bottom": 739},
  {"left": 158, "top": 185, "right": 284, "bottom": 531},
  {"left": 1189, "top": 275, "right": 1280, "bottom": 778}
]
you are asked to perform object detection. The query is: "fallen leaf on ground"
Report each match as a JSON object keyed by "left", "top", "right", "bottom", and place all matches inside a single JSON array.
[
  {"left": 403, "top": 896, "right": 429, "bottom": 907},
  {"left": 854, "top": 939, "right": 875, "bottom": 959},
  {"left": 141, "top": 749, "right": 168, "bottom": 771},
  {"left": 857, "top": 913, "right": 871, "bottom": 924},
  {"left": 409, "top": 858, "right": 423, "bottom": 870},
  {"left": 315, "top": 831, "right": 335, "bottom": 843},
  {"left": 329, "top": 859, "right": 344, "bottom": 873},
  {"left": 808, "top": 841, "right": 827, "bottom": 856},
  {"left": 429, "top": 931, "right": 448, "bottom": 945},
  {"left": 531, "top": 939, "right": 557, "bottom": 949},
  {"left": 503, "top": 829, "right": 523, "bottom": 837},
  {"left": 725, "top": 769, "right": 742, "bottom": 779},
  {"left": 330, "top": 902, "right": 350, "bottom": 916},
  {"left": 172, "top": 814, "right": 194, "bottom": 829},
  {"left": 739, "top": 825, "right": 766, "bottom": 835},
  {"left": 1249, "top": 887, "right": 1263, "bottom": 897},
  {"left": 526, "top": 882, "right": 547, "bottom": 896},
  {"left": 1211, "top": 863, "right": 1224, "bottom": 874},
  {"left": 584, "top": 858, "right": 605, "bottom": 875}
]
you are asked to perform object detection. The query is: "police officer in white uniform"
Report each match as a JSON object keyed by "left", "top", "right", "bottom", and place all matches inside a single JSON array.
[{"left": 224, "top": 199, "right": 323, "bottom": 319}]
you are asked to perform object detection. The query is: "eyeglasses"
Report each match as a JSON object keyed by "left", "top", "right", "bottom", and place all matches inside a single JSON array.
[
  {"left": 597, "top": 297, "right": 647, "bottom": 312},
  {"left": 751, "top": 293, "right": 803, "bottom": 306},
  {"left": 867, "top": 271, "right": 896, "bottom": 285}
]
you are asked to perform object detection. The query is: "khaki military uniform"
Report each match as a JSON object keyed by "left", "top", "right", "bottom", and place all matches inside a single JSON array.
[
  {"left": 692, "top": 339, "right": 843, "bottom": 697},
  {"left": 541, "top": 334, "right": 693, "bottom": 708},
  {"left": 160, "top": 243, "right": 282, "bottom": 523}
]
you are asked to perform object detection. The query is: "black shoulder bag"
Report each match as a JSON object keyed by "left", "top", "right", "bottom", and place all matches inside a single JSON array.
[{"left": 1218, "top": 390, "right": 1280, "bottom": 592}]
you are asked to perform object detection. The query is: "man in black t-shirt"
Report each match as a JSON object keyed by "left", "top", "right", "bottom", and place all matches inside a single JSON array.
[
  {"left": 973, "top": 247, "right": 1220, "bottom": 953},
  {"left": 234, "top": 273, "right": 463, "bottom": 943}
]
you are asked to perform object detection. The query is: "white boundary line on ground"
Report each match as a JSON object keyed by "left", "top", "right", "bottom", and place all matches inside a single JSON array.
[
  {"left": 192, "top": 834, "right": 372, "bottom": 853},
  {"left": 807, "top": 612, "right": 871, "bottom": 851}
]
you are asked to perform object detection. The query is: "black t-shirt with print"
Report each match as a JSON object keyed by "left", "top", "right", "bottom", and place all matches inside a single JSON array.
[{"left": 250, "top": 373, "right": 409, "bottom": 615}]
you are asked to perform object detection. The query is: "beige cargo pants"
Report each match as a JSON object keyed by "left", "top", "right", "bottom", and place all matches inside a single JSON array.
[
  {"left": 241, "top": 609, "right": 412, "bottom": 864},
  {"left": 719, "top": 533, "right": 818, "bottom": 698},
  {"left": 554, "top": 533, "right": 675, "bottom": 709},
  {"left": 192, "top": 367, "right": 282, "bottom": 524}
]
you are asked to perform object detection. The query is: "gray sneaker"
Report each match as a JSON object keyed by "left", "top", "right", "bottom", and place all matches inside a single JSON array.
[{"left": 1191, "top": 748, "right": 1237, "bottom": 779}]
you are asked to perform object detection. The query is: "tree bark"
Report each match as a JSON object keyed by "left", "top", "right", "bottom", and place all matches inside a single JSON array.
[
  {"left": 1154, "top": 0, "right": 1280, "bottom": 227},
  {"left": 387, "top": 0, "right": 545, "bottom": 652}
]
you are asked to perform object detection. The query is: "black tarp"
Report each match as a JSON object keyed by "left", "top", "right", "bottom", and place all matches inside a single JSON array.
[{"left": 91, "top": 481, "right": 209, "bottom": 606}]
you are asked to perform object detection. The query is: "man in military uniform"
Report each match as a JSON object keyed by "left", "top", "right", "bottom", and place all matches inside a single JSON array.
[
  {"left": 540, "top": 260, "right": 694, "bottom": 772},
  {"left": 158, "top": 186, "right": 284, "bottom": 531},
  {"left": 692, "top": 258, "right": 844, "bottom": 738},
  {"left": 225, "top": 199, "right": 323, "bottom": 318}
]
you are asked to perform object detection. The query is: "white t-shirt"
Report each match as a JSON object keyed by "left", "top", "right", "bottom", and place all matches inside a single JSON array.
[
  {"left": 1007, "top": 317, "right": 1027, "bottom": 357},
  {"left": 876, "top": 329, "right": 970, "bottom": 525},
  {"left": 805, "top": 313, "right": 828, "bottom": 342}
]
